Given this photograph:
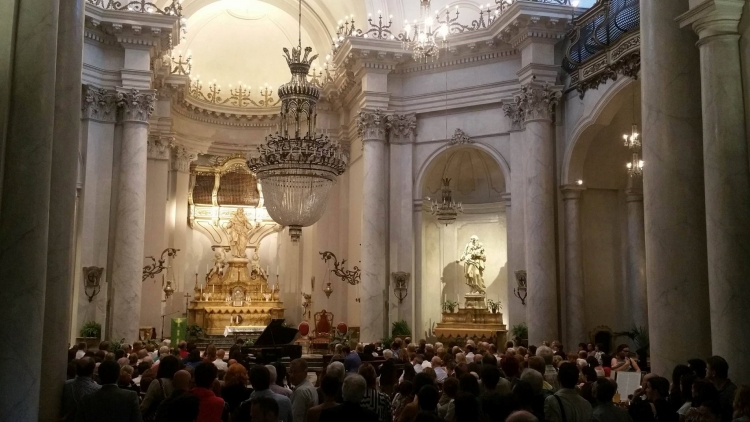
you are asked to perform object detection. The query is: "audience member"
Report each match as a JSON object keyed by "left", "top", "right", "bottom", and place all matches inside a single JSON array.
[
  {"left": 677, "top": 373, "right": 698, "bottom": 420},
  {"left": 670, "top": 365, "right": 694, "bottom": 411},
  {"left": 537, "top": 346, "right": 561, "bottom": 391},
  {"left": 319, "top": 374, "right": 377, "bottom": 422},
  {"left": 506, "top": 410, "right": 540, "bottom": 422},
  {"left": 520, "top": 368, "right": 548, "bottom": 420},
  {"left": 252, "top": 396, "right": 281, "bottom": 422},
  {"left": 307, "top": 375, "right": 340, "bottom": 422},
  {"left": 707, "top": 356, "right": 737, "bottom": 422},
  {"left": 76, "top": 360, "right": 142, "bottom": 422},
  {"left": 379, "top": 359, "right": 398, "bottom": 397},
  {"left": 543, "top": 362, "right": 593, "bottom": 422},
  {"left": 344, "top": 345, "right": 362, "bottom": 373},
  {"left": 689, "top": 359, "right": 708, "bottom": 379},
  {"left": 243, "top": 365, "right": 293, "bottom": 422},
  {"left": 222, "top": 363, "right": 251, "bottom": 413},
  {"left": 398, "top": 373, "right": 435, "bottom": 422},
  {"left": 290, "top": 359, "right": 318, "bottom": 422},
  {"left": 190, "top": 361, "right": 224, "bottom": 422},
  {"left": 118, "top": 365, "right": 140, "bottom": 395},
  {"left": 212, "top": 349, "right": 227, "bottom": 371},
  {"left": 358, "top": 363, "right": 392, "bottom": 422},
  {"left": 437, "top": 377, "right": 458, "bottom": 421},
  {"left": 140, "top": 355, "right": 179, "bottom": 418},
  {"left": 480, "top": 365, "right": 513, "bottom": 421},
  {"left": 416, "top": 385, "right": 440, "bottom": 414},
  {"left": 154, "top": 370, "right": 199, "bottom": 422},
  {"left": 628, "top": 375, "right": 677, "bottom": 422},
  {"left": 268, "top": 364, "right": 293, "bottom": 398},
  {"left": 611, "top": 344, "right": 640, "bottom": 372},
  {"left": 61, "top": 357, "right": 101, "bottom": 422},
  {"left": 453, "top": 393, "right": 480, "bottom": 422},
  {"left": 733, "top": 385, "right": 750, "bottom": 422},
  {"left": 592, "top": 378, "right": 633, "bottom": 422}
]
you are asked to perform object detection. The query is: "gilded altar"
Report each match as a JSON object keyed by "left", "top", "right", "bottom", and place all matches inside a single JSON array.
[{"left": 188, "top": 256, "right": 284, "bottom": 336}]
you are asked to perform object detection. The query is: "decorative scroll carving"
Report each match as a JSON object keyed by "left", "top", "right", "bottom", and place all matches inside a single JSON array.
[
  {"left": 515, "top": 83, "right": 561, "bottom": 122},
  {"left": 448, "top": 128, "right": 473, "bottom": 146},
  {"left": 387, "top": 114, "right": 417, "bottom": 144},
  {"left": 82, "top": 86, "right": 117, "bottom": 122},
  {"left": 116, "top": 89, "right": 156, "bottom": 123},
  {"left": 356, "top": 109, "right": 389, "bottom": 141}
]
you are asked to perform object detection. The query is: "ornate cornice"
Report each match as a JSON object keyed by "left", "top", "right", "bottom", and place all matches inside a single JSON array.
[
  {"left": 171, "top": 144, "right": 197, "bottom": 173},
  {"left": 515, "top": 83, "right": 561, "bottom": 122},
  {"left": 356, "top": 109, "right": 389, "bottom": 142},
  {"left": 502, "top": 102, "right": 524, "bottom": 131},
  {"left": 387, "top": 113, "right": 417, "bottom": 144},
  {"left": 147, "top": 134, "right": 171, "bottom": 160},
  {"left": 82, "top": 85, "right": 117, "bottom": 122},
  {"left": 448, "top": 128, "right": 473, "bottom": 146},
  {"left": 116, "top": 88, "right": 156, "bottom": 123}
]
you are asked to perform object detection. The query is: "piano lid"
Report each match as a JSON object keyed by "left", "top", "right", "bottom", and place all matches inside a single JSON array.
[{"left": 253, "top": 319, "right": 299, "bottom": 346}]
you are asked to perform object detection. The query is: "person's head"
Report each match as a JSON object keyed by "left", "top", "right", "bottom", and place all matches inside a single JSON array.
[
  {"left": 506, "top": 410, "right": 539, "bottom": 422},
  {"left": 158, "top": 346, "right": 169, "bottom": 358},
  {"left": 288, "top": 358, "right": 308, "bottom": 386},
  {"left": 98, "top": 341, "right": 110, "bottom": 352},
  {"left": 225, "top": 363, "right": 249, "bottom": 387},
  {"left": 320, "top": 375, "right": 340, "bottom": 402},
  {"left": 77, "top": 342, "right": 87, "bottom": 351},
  {"left": 156, "top": 355, "right": 179, "bottom": 379},
  {"left": 481, "top": 353, "right": 497, "bottom": 368},
  {"left": 688, "top": 358, "right": 707, "bottom": 378},
  {"left": 342, "top": 374, "right": 367, "bottom": 403},
  {"left": 733, "top": 385, "right": 750, "bottom": 419},
  {"left": 581, "top": 366, "right": 597, "bottom": 382},
  {"left": 430, "top": 356, "right": 442, "bottom": 368},
  {"left": 645, "top": 376, "right": 670, "bottom": 402},
  {"left": 136, "top": 360, "right": 151, "bottom": 377},
  {"left": 216, "top": 349, "right": 225, "bottom": 359},
  {"left": 357, "top": 363, "right": 377, "bottom": 389},
  {"left": 443, "top": 376, "right": 459, "bottom": 398},
  {"left": 586, "top": 343, "right": 594, "bottom": 352},
  {"left": 692, "top": 378, "right": 719, "bottom": 407},
  {"left": 342, "top": 345, "right": 351, "bottom": 355},
  {"left": 680, "top": 373, "right": 697, "bottom": 402},
  {"left": 119, "top": 365, "right": 134, "bottom": 384},
  {"left": 697, "top": 400, "right": 723, "bottom": 421},
  {"left": 250, "top": 396, "right": 280, "bottom": 422},
  {"left": 455, "top": 352, "right": 466, "bottom": 364},
  {"left": 325, "top": 361, "right": 345, "bottom": 382},
  {"left": 557, "top": 362, "right": 579, "bottom": 389},
  {"left": 266, "top": 364, "right": 278, "bottom": 385},
  {"left": 380, "top": 359, "right": 397, "bottom": 386},
  {"left": 173, "top": 369, "right": 192, "bottom": 392},
  {"left": 178, "top": 341, "right": 187, "bottom": 351},
  {"left": 187, "top": 348, "right": 201, "bottom": 362},
  {"left": 586, "top": 356, "right": 599, "bottom": 369},
  {"left": 706, "top": 356, "right": 729, "bottom": 381},
  {"left": 98, "top": 360, "right": 121, "bottom": 384},
  {"left": 458, "top": 373, "right": 480, "bottom": 396},
  {"left": 413, "top": 372, "right": 435, "bottom": 395},
  {"left": 454, "top": 392, "right": 480, "bottom": 421},
  {"left": 417, "top": 385, "right": 440, "bottom": 412},
  {"left": 513, "top": 379, "right": 535, "bottom": 410},
  {"left": 205, "top": 344, "right": 217, "bottom": 359},
  {"left": 76, "top": 357, "right": 96, "bottom": 378},
  {"left": 397, "top": 380, "right": 414, "bottom": 398},
  {"left": 383, "top": 349, "right": 394, "bottom": 360},
  {"left": 272, "top": 361, "right": 287, "bottom": 387},
  {"left": 616, "top": 344, "right": 630, "bottom": 359},
  {"left": 520, "top": 368, "right": 543, "bottom": 395},
  {"left": 501, "top": 355, "right": 521, "bottom": 378},
  {"left": 194, "top": 361, "right": 217, "bottom": 389},
  {"left": 536, "top": 346, "right": 553, "bottom": 365},
  {"left": 594, "top": 377, "right": 617, "bottom": 403},
  {"left": 481, "top": 365, "right": 501, "bottom": 390},
  {"left": 250, "top": 365, "right": 272, "bottom": 391},
  {"left": 402, "top": 362, "right": 417, "bottom": 382},
  {"left": 527, "top": 356, "right": 545, "bottom": 375}
]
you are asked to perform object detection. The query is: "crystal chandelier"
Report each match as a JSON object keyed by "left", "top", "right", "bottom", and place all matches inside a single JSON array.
[
  {"left": 429, "top": 178, "right": 463, "bottom": 225},
  {"left": 623, "top": 123, "right": 643, "bottom": 176},
  {"left": 247, "top": 0, "right": 348, "bottom": 242},
  {"left": 402, "top": 0, "right": 449, "bottom": 62}
]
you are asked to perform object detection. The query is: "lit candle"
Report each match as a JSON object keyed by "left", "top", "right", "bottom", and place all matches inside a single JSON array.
[{"left": 212, "top": 284, "right": 215, "bottom": 293}]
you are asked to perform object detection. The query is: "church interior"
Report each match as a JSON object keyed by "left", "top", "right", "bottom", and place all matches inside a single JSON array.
[{"left": 1, "top": 0, "right": 750, "bottom": 420}]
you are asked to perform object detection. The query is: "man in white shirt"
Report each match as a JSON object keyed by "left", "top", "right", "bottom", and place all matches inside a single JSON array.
[
  {"left": 432, "top": 357, "right": 447, "bottom": 383},
  {"left": 213, "top": 349, "right": 227, "bottom": 371},
  {"left": 75, "top": 342, "right": 87, "bottom": 359},
  {"left": 465, "top": 344, "right": 476, "bottom": 361},
  {"left": 413, "top": 356, "right": 424, "bottom": 373},
  {"left": 289, "top": 358, "right": 317, "bottom": 422}
]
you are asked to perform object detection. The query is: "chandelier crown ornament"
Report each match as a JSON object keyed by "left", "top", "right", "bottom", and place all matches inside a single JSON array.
[
  {"left": 247, "top": 0, "right": 348, "bottom": 242},
  {"left": 429, "top": 178, "right": 463, "bottom": 225}
]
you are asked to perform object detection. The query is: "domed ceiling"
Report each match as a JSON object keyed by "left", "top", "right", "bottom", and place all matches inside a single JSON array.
[
  {"left": 423, "top": 147, "right": 506, "bottom": 204},
  {"left": 181, "top": 0, "right": 326, "bottom": 94}
]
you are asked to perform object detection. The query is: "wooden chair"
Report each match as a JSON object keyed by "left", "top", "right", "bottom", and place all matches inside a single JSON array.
[{"left": 310, "top": 310, "right": 333, "bottom": 352}]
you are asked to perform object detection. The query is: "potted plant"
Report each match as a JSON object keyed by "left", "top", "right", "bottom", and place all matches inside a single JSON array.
[
  {"left": 442, "top": 300, "right": 458, "bottom": 313},
  {"left": 487, "top": 299, "right": 502, "bottom": 314},
  {"left": 391, "top": 320, "right": 411, "bottom": 338},
  {"left": 186, "top": 324, "right": 204, "bottom": 340},
  {"left": 510, "top": 323, "right": 528, "bottom": 347},
  {"left": 77, "top": 321, "right": 101, "bottom": 349}
]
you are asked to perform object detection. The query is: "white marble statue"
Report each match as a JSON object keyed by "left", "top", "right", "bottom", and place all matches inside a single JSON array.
[
  {"left": 458, "top": 235, "right": 487, "bottom": 294},
  {"left": 207, "top": 249, "right": 226, "bottom": 280},
  {"left": 226, "top": 208, "right": 252, "bottom": 258}
]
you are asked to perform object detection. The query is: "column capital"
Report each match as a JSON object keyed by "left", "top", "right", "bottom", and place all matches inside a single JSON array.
[
  {"left": 561, "top": 184, "right": 586, "bottom": 200},
  {"left": 387, "top": 114, "right": 417, "bottom": 144},
  {"left": 81, "top": 85, "right": 117, "bottom": 122},
  {"left": 147, "top": 134, "right": 171, "bottom": 160},
  {"left": 502, "top": 101, "right": 525, "bottom": 132},
  {"left": 171, "top": 144, "right": 198, "bottom": 173},
  {"left": 515, "top": 83, "right": 562, "bottom": 123},
  {"left": 677, "top": 0, "right": 745, "bottom": 42},
  {"left": 356, "top": 109, "right": 389, "bottom": 142},
  {"left": 116, "top": 88, "right": 156, "bottom": 123}
]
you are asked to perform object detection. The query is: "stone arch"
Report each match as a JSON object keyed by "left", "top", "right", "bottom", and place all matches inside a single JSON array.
[{"left": 561, "top": 77, "right": 639, "bottom": 185}]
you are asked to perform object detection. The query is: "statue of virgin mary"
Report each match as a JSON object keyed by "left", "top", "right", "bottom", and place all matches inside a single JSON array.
[{"left": 458, "top": 235, "right": 487, "bottom": 294}]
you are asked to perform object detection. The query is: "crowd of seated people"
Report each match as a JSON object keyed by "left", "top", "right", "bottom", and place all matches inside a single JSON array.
[{"left": 62, "top": 335, "right": 749, "bottom": 422}]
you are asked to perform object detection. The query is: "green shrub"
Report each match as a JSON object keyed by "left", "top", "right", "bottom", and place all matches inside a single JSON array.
[{"left": 80, "top": 321, "right": 101, "bottom": 338}]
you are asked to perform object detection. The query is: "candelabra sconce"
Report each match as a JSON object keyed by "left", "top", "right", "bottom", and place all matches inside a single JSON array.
[
  {"left": 83, "top": 266, "right": 104, "bottom": 302},
  {"left": 392, "top": 271, "right": 410, "bottom": 304},
  {"left": 320, "top": 251, "right": 361, "bottom": 285},
  {"left": 323, "top": 282, "right": 334, "bottom": 299},
  {"left": 171, "top": 51, "right": 192, "bottom": 75},
  {"left": 259, "top": 84, "right": 274, "bottom": 107},
  {"left": 142, "top": 248, "right": 179, "bottom": 281},
  {"left": 514, "top": 270, "right": 528, "bottom": 305}
]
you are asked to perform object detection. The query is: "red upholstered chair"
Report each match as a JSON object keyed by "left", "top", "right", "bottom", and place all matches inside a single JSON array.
[
  {"left": 336, "top": 322, "right": 348, "bottom": 336},
  {"left": 296, "top": 321, "right": 311, "bottom": 354},
  {"left": 310, "top": 310, "right": 334, "bottom": 351},
  {"left": 298, "top": 321, "right": 310, "bottom": 337}
]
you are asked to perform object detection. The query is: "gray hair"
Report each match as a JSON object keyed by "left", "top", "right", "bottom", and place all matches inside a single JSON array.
[
  {"left": 383, "top": 349, "right": 394, "bottom": 359},
  {"left": 520, "top": 368, "right": 543, "bottom": 395},
  {"left": 120, "top": 364, "right": 134, "bottom": 375},
  {"left": 536, "top": 346, "right": 554, "bottom": 365},
  {"left": 159, "top": 346, "right": 170, "bottom": 357},
  {"left": 326, "top": 361, "right": 345, "bottom": 382},
  {"left": 265, "top": 365, "right": 277, "bottom": 383},
  {"left": 341, "top": 374, "right": 367, "bottom": 403}
]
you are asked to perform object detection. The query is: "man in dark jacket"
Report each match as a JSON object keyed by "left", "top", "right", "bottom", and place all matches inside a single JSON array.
[{"left": 76, "top": 360, "right": 142, "bottom": 422}]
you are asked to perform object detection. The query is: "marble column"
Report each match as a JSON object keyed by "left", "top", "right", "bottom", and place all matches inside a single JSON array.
[
  {"left": 679, "top": 0, "right": 750, "bottom": 382},
  {"left": 168, "top": 144, "right": 196, "bottom": 291},
  {"left": 641, "top": 0, "right": 711, "bottom": 376},
  {"left": 388, "top": 114, "right": 417, "bottom": 330},
  {"left": 561, "top": 185, "right": 586, "bottom": 350},
  {"left": 625, "top": 176, "right": 648, "bottom": 330},
  {"left": 110, "top": 88, "right": 155, "bottom": 342},
  {"left": 0, "top": 0, "right": 59, "bottom": 418},
  {"left": 356, "top": 110, "right": 389, "bottom": 342},
  {"left": 516, "top": 84, "right": 561, "bottom": 346},
  {"left": 503, "top": 104, "right": 527, "bottom": 327},
  {"left": 39, "top": 0, "right": 84, "bottom": 419}
]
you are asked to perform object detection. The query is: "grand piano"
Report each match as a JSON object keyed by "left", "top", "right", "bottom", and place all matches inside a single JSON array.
[{"left": 242, "top": 319, "right": 302, "bottom": 364}]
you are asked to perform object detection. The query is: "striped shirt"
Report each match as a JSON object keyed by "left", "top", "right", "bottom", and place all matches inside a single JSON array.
[{"left": 361, "top": 388, "right": 392, "bottom": 422}]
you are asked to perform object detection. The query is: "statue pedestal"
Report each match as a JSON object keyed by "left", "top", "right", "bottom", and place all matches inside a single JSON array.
[
  {"left": 434, "top": 307, "right": 507, "bottom": 345},
  {"left": 464, "top": 293, "right": 487, "bottom": 309}
]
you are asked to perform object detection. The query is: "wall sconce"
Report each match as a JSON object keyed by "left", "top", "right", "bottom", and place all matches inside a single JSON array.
[
  {"left": 83, "top": 266, "right": 104, "bottom": 302},
  {"left": 514, "top": 270, "right": 528, "bottom": 305},
  {"left": 319, "top": 251, "right": 361, "bottom": 285},
  {"left": 392, "top": 271, "right": 410, "bottom": 304},
  {"left": 142, "top": 248, "right": 179, "bottom": 282},
  {"left": 323, "top": 282, "right": 334, "bottom": 299}
]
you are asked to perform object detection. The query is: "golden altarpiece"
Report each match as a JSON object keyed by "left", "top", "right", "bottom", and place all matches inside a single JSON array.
[{"left": 187, "top": 154, "right": 285, "bottom": 336}]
